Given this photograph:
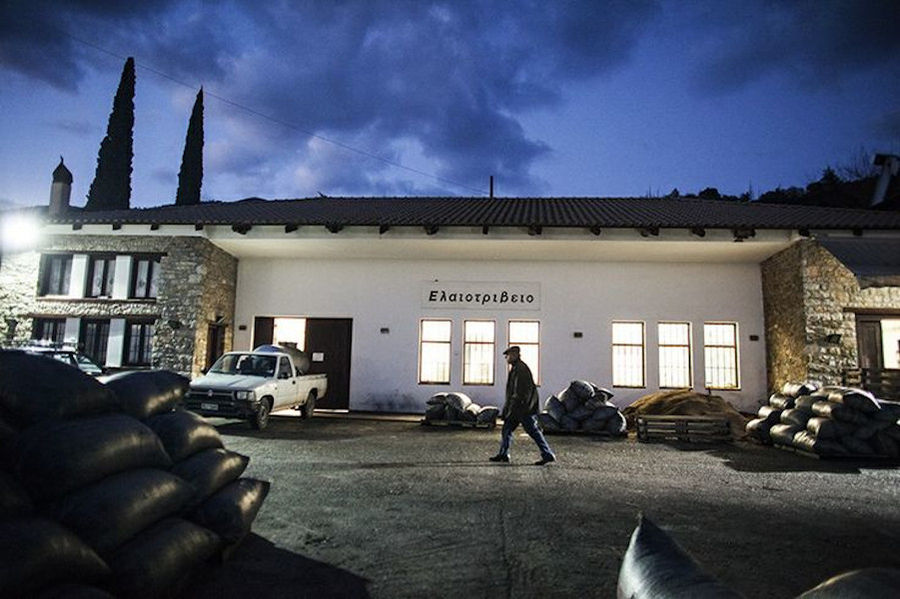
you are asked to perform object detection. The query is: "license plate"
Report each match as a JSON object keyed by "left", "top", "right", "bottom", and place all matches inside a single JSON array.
[{"left": 201, "top": 402, "right": 218, "bottom": 411}]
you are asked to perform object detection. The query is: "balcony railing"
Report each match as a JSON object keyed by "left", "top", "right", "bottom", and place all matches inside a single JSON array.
[{"left": 842, "top": 368, "right": 900, "bottom": 400}]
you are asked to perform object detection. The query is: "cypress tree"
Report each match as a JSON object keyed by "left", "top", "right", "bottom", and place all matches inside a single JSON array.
[
  {"left": 175, "top": 88, "right": 204, "bottom": 206},
  {"left": 86, "top": 57, "right": 135, "bottom": 211}
]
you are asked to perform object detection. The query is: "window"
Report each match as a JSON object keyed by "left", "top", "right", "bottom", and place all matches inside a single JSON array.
[
  {"left": 38, "top": 254, "right": 72, "bottom": 296},
  {"left": 86, "top": 255, "right": 116, "bottom": 297},
  {"left": 124, "top": 320, "right": 154, "bottom": 366},
  {"left": 463, "top": 320, "right": 495, "bottom": 385},
  {"left": 612, "top": 321, "right": 645, "bottom": 387},
  {"left": 80, "top": 319, "right": 110, "bottom": 365},
  {"left": 130, "top": 256, "right": 160, "bottom": 299},
  {"left": 32, "top": 317, "right": 66, "bottom": 344},
  {"left": 419, "top": 319, "right": 451, "bottom": 384},
  {"left": 658, "top": 322, "right": 692, "bottom": 388},
  {"left": 277, "top": 357, "right": 292, "bottom": 378},
  {"left": 509, "top": 320, "right": 540, "bottom": 383},
  {"left": 704, "top": 322, "right": 739, "bottom": 389}
]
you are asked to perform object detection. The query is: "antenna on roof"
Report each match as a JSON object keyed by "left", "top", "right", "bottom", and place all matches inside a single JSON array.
[{"left": 489, "top": 176, "right": 494, "bottom": 199}]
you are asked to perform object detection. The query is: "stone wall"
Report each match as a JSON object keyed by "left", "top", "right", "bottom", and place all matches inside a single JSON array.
[
  {"left": 0, "top": 234, "right": 237, "bottom": 377},
  {"left": 762, "top": 239, "right": 900, "bottom": 393},
  {"left": 761, "top": 242, "right": 807, "bottom": 393}
]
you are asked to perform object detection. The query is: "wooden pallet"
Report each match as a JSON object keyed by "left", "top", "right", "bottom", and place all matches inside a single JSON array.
[
  {"left": 636, "top": 415, "right": 732, "bottom": 443},
  {"left": 420, "top": 418, "right": 496, "bottom": 429}
]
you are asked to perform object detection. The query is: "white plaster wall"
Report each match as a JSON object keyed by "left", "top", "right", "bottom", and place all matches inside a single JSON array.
[{"left": 233, "top": 258, "right": 767, "bottom": 412}]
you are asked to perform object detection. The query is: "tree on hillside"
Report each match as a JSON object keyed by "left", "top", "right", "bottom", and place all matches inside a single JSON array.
[
  {"left": 176, "top": 88, "right": 204, "bottom": 206},
  {"left": 86, "top": 57, "right": 135, "bottom": 211}
]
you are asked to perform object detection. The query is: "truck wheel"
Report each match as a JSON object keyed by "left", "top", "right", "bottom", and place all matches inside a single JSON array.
[
  {"left": 301, "top": 391, "right": 317, "bottom": 420},
  {"left": 251, "top": 398, "right": 272, "bottom": 430}
]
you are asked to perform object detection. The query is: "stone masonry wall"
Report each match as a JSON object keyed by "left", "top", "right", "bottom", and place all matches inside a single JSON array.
[
  {"left": 0, "top": 234, "right": 237, "bottom": 377},
  {"left": 761, "top": 242, "right": 807, "bottom": 394},
  {"left": 762, "top": 239, "right": 900, "bottom": 394}
]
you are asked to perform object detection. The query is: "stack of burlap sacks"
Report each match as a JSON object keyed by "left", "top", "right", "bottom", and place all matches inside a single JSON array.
[
  {"left": 0, "top": 350, "right": 269, "bottom": 598},
  {"left": 424, "top": 392, "right": 500, "bottom": 425},
  {"left": 537, "top": 380, "right": 627, "bottom": 435},
  {"left": 618, "top": 513, "right": 900, "bottom": 598},
  {"left": 746, "top": 381, "right": 900, "bottom": 458}
]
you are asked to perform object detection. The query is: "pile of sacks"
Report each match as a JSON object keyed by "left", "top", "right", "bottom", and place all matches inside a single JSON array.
[
  {"left": 746, "top": 381, "right": 900, "bottom": 458},
  {"left": 618, "top": 513, "right": 900, "bottom": 598},
  {"left": 537, "top": 380, "right": 627, "bottom": 435},
  {"left": 0, "top": 350, "right": 269, "bottom": 598},
  {"left": 424, "top": 392, "right": 500, "bottom": 425}
]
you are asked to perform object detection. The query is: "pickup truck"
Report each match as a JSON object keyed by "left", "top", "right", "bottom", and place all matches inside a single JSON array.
[{"left": 185, "top": 345, "right": 327, "bottom": 430}]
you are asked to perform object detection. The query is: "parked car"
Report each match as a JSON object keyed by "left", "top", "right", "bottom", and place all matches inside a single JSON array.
[
  {"left": 20, "top": 343, "right": 104, "bottom": 376},
  {"left": 185, "top": 345, "right": 327, "bottom": 430}
]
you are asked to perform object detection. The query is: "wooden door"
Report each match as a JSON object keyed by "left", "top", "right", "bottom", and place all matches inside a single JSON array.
[
  {"left": 856, "top": 319, "right": 883, "bottom": 370},
  {"left": 304, "top": 318, "right": 352, "bottom": 410}
]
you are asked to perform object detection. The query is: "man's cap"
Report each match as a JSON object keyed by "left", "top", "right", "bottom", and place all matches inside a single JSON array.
[{"left": 503, "top": 346, "right": 521, "bottom": 355}]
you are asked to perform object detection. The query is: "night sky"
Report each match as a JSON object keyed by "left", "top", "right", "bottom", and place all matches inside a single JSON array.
[{"left": 1, "top": 1, "right": 899, "bottom": 209}]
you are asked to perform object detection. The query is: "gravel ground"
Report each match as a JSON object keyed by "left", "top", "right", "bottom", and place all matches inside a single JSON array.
[{"left": 186, "top": 414, "right": 900, "bottom": 598}]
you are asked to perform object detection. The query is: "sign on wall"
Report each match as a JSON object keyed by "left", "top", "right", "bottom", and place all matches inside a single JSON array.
[{"left": 421, "top": 281, "right": 541, "bottom": 310}]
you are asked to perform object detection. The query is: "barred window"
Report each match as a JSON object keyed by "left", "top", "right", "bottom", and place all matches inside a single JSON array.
[
  {"left": 32, "top": 317, "right": 66, "bottom": 344},
  {"left": 419, "top": 319, "right": 451, "bottom": 384},
  {"left": 612, "top": 321, "right": 645, "bottom": 387},
  {"left": 704, "top": 322, "right": 739, "bottom": 389},
  {"left": 463, "top": 320, "right": 495, "bottom": 385},
  {"left": 86, "top": 255, "right": 116, "bottom": 297},
  {"left": 658, "top": 322, "right": 692, "bottom": 388},
  {"left": 508, "top": 320, "right": 540, "bottom": 384},
  {"left": 124, "top": 320, "right": 154, "bottom": 366},
  {"left": 80, "top": 319, "right": 110, "bottom": 365},
  {"left": 38, "top": 254, "right": 72, "bottom": 296}
]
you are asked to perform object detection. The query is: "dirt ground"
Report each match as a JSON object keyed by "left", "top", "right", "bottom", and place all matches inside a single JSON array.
[{"left": 185, "top": 414, "right": 900, "bottom": 598}]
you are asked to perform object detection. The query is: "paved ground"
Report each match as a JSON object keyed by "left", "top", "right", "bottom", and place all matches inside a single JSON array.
[{"left": 187, "top": 414, "right": 900, "bottom": 598}]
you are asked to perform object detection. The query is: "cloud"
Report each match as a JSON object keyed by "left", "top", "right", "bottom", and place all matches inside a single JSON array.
[
  {"left": 689, "top": 0, "right": 900, "bottom": 94},
  {"left": 1, "top": 1, "right": 659, "bottom": 195}
]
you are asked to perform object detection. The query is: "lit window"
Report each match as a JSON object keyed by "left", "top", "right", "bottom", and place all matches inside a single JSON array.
[
  {"left": 508, "top": 320, "right": 540, "bottom": 383},
  {"left": 124, "top": 320, "right": 154, "bottom": 366},
  {"left": 130, "top": 256, "right": 160, "bottom": 299},
  {"left": 86, "top": 255, "right": 116, "bottom": 297},
  {"left": 38, "top": 254, "right": 72, "bottom": 296},
  {"left": 32, "top": 317, "right": 66, "bottom": 344},
  {"left": 463, "top": 320, "right": 495, "bottom": 385},
  {"left": 704, "top": 322, "right": 739, "bottom": 389},
  {"left": 419, "top": 319, "right": 451, "bottom": 384},
  {"left": 658, "top": 322, "right": 692, "bottom": 388},
  {"left": 612, "top": 321, "right": 645, "bottom": 387}
]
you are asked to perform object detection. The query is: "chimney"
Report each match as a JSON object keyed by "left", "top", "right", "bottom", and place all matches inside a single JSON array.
[
  {"left": 871, "top": 153, "right": 899, "bottom": 207},
  {"left": 50, "top": 156, "right": 73, "bottom": 215}
]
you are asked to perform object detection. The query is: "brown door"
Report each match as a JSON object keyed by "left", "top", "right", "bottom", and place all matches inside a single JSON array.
[
  {"left": 253, "top": 317, "right": 274, "bottom": 348},
  {"left": 304, "top": 318, "right": 352, "bottom": 410},
  {"left": 857, "top": 319, "right": 883, "bottom": 370},
  {"left": 206, "top": 323, "right": 226, "bottom": 370}
]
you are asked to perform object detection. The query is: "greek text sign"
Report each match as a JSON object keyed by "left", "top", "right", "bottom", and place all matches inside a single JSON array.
[{"left": 421, "top": 281, "right": 540, "bottom": 310}]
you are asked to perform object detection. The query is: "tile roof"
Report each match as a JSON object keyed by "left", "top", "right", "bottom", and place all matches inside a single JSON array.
[{"left": 46, "top": 197, "right": 900, "bottom": 230}]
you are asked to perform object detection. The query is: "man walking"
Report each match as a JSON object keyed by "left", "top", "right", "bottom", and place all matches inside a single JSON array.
[{"left": 490, "top": 346, "right": 556, "bottom": 465}]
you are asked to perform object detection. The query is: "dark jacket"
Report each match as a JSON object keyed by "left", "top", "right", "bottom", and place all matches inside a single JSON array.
[{"left": 502, "top": 359, "right": 539, "bottom": 420}]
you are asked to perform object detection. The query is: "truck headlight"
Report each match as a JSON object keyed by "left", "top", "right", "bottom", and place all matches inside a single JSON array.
[{"left": 235, "top": 390, "right": 255, "bottom": 401}]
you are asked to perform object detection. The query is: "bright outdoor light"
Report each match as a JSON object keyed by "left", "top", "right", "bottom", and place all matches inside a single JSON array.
[{"left": 0, "top": 212, "right": 43, "bottom": 253}]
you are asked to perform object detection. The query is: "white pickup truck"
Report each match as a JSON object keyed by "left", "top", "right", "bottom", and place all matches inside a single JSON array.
[{"left": 186, "top": 345, "right": 327, "bottom": 430}]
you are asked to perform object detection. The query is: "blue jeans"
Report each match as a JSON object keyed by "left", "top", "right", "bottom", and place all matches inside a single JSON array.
[{"left": 498, "top": 413, "right": 555, "bottom": 460}]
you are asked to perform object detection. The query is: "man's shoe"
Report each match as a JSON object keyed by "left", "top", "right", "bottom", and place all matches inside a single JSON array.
[
  {"left": 489, "top": 454, "right": 510, "bottom": 463},
  {"left": 534, "top": 455, "right": 556, "bottom": 466}
]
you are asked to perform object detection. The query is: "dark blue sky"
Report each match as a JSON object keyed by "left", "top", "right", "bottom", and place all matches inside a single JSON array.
[{"left": 1, "top": 1, "right": 899, "bottom": 208}]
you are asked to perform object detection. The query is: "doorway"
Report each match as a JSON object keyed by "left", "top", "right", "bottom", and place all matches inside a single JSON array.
[{"left": 253, "top": 316, "right": 352, "bottom": 410}]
